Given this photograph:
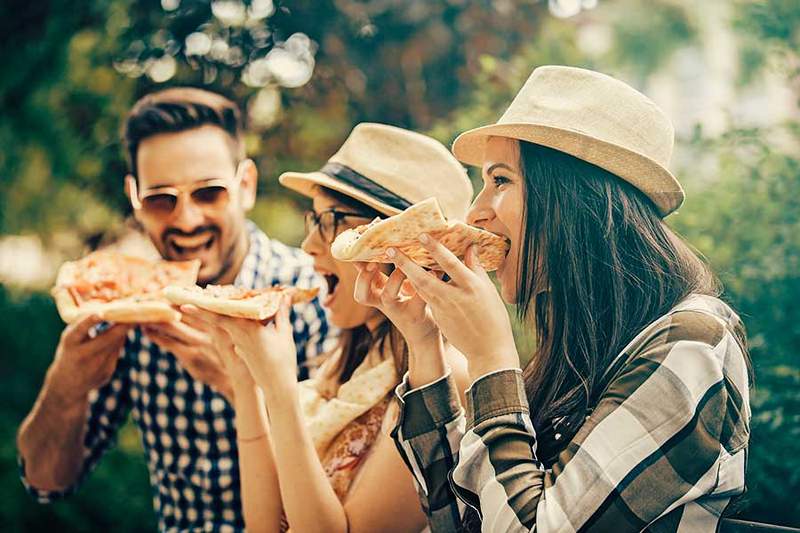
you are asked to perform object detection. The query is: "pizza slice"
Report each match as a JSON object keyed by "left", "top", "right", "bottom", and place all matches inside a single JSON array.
[
  {"left": 52, "top": 250, "right": 200, "bottom": 324},
  {"left": 330, "top": 197, "right": 510, "bottom": 271},
  {"left": 163, "top": 284, "right": 320, "bottom": 321}
]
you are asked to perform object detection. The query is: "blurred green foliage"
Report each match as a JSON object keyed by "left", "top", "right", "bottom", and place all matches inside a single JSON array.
[{"left": 2, "top": 0, "right": 799, "bottom": 529}]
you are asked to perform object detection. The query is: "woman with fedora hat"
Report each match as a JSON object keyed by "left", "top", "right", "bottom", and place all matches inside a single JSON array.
[
  {"left": 182, "top": 123, "right": 471, "bottom": 532},
  {"left": 356, "top": 66, "right": 752, "bottom": 532}
]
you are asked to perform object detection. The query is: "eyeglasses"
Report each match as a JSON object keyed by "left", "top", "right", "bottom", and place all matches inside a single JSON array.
[
  {"left": 304, "top": 209, "right": 373, "bottom": 244},
  {"left": 129, "top": 162, "right": 244, "bottom": 218}
]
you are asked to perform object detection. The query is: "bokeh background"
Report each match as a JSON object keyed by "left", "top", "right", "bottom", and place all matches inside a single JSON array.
[{"left": 1, "top": 0, "right": 798, "bottom": 530}]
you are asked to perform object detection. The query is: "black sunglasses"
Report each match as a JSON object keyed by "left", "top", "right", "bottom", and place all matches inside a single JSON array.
[{"left": 304, "top": 209, "right": 372, "bottom": 244}]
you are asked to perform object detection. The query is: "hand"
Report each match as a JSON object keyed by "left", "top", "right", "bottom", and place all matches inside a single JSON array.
[
  {"left": 142, "top": 315, "right": 234, "bottom": 402},
  {"left": 353, "top": 262, "right": 440, "bottom": 347},
  {"left": 184, "top": 297, "right": 298, "bottom": 391},
  {"left": 388, "top": 237, "right": 520, "bottom": 379},
  {"left": 48, "top": 315, "right": 130, "bottom": 405},
  {"left": 354, "top": 262, "right": 451, "bottom": 387},
  {"left": 178, "top": 305, "right": 256, "bottom": 390}
]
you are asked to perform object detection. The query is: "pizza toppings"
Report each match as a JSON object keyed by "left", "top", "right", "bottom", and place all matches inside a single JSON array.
[
  {"left": 163, "top": 284, "right": 319, "bottom": 321},
  {"left": 51, "top": 251, "right": 200, "bottom": 324}
]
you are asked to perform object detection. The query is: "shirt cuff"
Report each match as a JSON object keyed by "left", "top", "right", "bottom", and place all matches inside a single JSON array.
[
  {"left": 18, "top": 455, "right": 74, "bottom": 503},
  {"left": 394, "top": 371, "right": 463, "bottom": 439},
  {"left": 465, "top": 368, "right": 528, "bottom": 429}
]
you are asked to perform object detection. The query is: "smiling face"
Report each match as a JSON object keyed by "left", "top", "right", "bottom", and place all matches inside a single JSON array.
[
  {"left": 127, "top": 125, "right": 257, "bottom": 286},
  {"left": 467, "top": 137, "right": 526, "bottom": 303},
  {"left": 302, "top": 192, "right": 384, "bottom": 329}
]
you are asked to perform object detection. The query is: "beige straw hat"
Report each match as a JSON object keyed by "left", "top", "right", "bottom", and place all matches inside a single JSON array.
[
  {"left": 279, "top": 123, "right": 473, "bottom": 220},
  {"left": 452, "top": 65, "right": 684, "bottom": 216}
]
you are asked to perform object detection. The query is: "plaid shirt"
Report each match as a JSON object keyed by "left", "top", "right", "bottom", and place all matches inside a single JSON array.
[
  {"left": 393, "top": 294, "right": 750, "bottom": 532},
  {"left": 20, "top": 221, "right": 338, "bottom": 532}
]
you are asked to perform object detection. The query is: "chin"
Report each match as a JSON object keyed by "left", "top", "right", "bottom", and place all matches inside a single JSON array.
[{"left": 196, "top": 264, "right": 223, "bottom": 286}]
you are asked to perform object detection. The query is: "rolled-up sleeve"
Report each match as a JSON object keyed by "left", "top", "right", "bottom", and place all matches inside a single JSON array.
[{"left": 391, "top": 372, "right": 467, "bottom": 532}]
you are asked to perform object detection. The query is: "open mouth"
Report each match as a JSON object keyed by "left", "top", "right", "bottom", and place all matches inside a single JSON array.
[
  {"left": 168, "top": 234, "right": 215, "bottom": 256},
  {"left": 323, "top": 273, "right": 339, "bottom": 302}
]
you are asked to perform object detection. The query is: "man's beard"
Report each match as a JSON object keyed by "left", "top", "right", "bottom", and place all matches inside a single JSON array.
[{"left": 159, "top": 224, "right": 234, "bottom": 285}]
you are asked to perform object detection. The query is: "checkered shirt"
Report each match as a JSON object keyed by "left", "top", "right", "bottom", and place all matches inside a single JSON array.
[
  {"left": 393, "top": 294, "right": 751, "bottom": 532},
  {"left": 20, "top": 220, "right": 338, "bottom": 532}
]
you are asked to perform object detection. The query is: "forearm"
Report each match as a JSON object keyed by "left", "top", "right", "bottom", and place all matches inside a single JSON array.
[
  {"left": 263, "top": 379, "right": 348, "bottom": 533},
  {"left": 233, "top": 383, "right": 283, "bottom": 533},
  {"left": 406, "top": 334, "right": 449, "bottom": 389},
  {"left": 17, "top": 370, "right": 89, "bottom": 490}
]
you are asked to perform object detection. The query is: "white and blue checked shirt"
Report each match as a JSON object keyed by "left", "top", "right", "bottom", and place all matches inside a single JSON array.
[{"left": 20, "top": 221, "right": 338, "bottom": 532}]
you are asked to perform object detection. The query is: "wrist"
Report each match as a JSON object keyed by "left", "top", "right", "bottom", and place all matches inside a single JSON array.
[
  {"left": 407, "top": 335, "right": 449, "bottom": 389},
  {"left": 42, "top": 360, "right": 91, "bottom": 411},
  {"left": 466, "top": 354, "right": 520, "bottom": 384},
  {"left": 261, "top": 376, "right": 298, "bottom": 406},
  {"left": 43, "top": 369, "right": 89, "bottom": 414}
]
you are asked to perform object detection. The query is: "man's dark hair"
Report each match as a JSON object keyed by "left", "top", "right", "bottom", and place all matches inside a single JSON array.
[{"left": 123, "top": 87, "right": 245, "bottom": 176}]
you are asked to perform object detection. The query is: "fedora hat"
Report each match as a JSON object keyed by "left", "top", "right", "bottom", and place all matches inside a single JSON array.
[
  {"left": 452, "top": 65, "right": 684, "bottom": 216},
  {"left": 280, "top": 123, "right": 473, "bottom": 220}
]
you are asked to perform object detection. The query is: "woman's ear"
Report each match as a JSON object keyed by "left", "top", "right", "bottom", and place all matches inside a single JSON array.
[{"left": 239, "top": 159, "right": 258, "bottom": 210}]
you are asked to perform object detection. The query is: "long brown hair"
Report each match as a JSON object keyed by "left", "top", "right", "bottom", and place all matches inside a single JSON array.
[
  {"left": 310, "top": 187, "right": 408, "bottom": 389},
  {"left": 514, "top": 141, "right": 748, "bottom": 464}
]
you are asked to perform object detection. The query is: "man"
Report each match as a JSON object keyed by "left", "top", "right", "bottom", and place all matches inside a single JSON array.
[{"left": 17, "top": 88, "right": 336, "bottom": 531}]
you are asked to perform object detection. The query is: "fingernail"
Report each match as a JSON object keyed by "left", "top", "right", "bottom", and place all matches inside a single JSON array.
[
  {"left": 418, "top": 233, "right": 430, "bottom": 244},
  {"left": 386, "top": 248, "right": 396, "bottom": 258}
]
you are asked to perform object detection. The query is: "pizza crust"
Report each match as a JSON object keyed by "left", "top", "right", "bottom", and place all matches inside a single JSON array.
[
  {"left": 163, "top": 285, "right": 319, "bottom": 321},
  {"left": 60, "top": 299, "right": 182, "bottom": 324},
  {"left": 331, "top": 197, "right": 510, "bottom": 271},
  {"left": 51, "top": 252, "right": 200, "bottom": 324}
]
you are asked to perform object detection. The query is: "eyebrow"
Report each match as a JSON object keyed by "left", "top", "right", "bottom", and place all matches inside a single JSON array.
[{"left": 486, "top": 162, "right": 517, "bottom": 175}]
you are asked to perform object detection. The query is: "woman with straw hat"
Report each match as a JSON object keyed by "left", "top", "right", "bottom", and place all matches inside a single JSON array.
[
  {"left": 182, "top": 123, "right": 471, "bottom": 532},
  {"left": 356, "top": 66, "right": 752, "bottom": 532}
]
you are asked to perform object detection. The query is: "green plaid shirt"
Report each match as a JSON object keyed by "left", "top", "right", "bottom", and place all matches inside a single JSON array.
[{"left": 392, "top": 294, "right": 750, "bottom": 532}]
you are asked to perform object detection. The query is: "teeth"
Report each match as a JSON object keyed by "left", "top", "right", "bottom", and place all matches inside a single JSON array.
[{"left": 171, "top": 234, "right": 212, "bottom": 248}]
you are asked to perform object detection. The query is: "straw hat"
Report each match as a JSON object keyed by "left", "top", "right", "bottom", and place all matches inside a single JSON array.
[
  {"left": 279, "top": 123, "right": 473, "bottom": 220},
  {"left": 452, "top": 65, "right": 684, "bottom": 216}
]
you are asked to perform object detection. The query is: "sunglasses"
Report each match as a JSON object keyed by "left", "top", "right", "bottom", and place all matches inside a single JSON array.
[
  {"left": 304, "top": 209, "right": 372, "bottom": 244},
  {"left": 129, "top": 162, "right": 243, "bottom": 217}
]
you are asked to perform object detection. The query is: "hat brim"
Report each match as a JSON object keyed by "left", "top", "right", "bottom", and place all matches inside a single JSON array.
[
  {"left": 452, "top": 123, "right": 684, "bottom": 217},
  {"left": 278, "top": 171, "right": 403, "bottom": 217}
]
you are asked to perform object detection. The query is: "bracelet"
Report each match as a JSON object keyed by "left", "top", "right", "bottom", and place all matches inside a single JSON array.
[{"left": 237, "top": 433, "right": 267, "bottom": 443}]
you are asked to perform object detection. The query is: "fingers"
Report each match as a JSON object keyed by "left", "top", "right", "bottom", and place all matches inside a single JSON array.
[
  {"left": 146, "top": 320, "right": 208, "bottom": 346},
  {"left": 418, "top": 233, "right": 475, "bottom": 286},
  {"left": 63, "top": 314, "right": 102, "bottom": 344},
  {"left": 464, "top": 244, "right": 491, "bottom": 281},
  {"left": 274, "top": 295, "right": 291, "bottom": 330},
  {"left": 90, "top": 322, "right": 130, "bottom": 349},
  {"left": 381, "top": 268, "right": 407, "bottom": 303},
  {"left": 388, "top": 248, "right": 445, "bottom": 302},
  {"left": 354, "top": 262, "right": 382, "bottom": 306}
]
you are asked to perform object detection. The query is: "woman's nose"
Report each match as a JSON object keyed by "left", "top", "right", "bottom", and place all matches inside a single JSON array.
[
  {"left": 301, "top": 226, "right": 323, "bottom": 256},
  {"left": 467, "top": 190, "right": 494, "bottom": 228}
]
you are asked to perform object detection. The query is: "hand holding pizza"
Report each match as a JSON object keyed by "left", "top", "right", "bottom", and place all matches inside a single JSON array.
[
  {"left": 141, "top": 318, "right": 235, "bottom": 402},
  {"left": 388, "top": 236, "right": 520, "bottom": 381},
  {"left": 183, "top": 296, "right": 298, "bottom": 391},
  {"left": 177, "top": 306, "right": 257, "bottom": 393},
  {"left": 48, "top": 314, "right": 130, "bottom": 404},
  {"left": 353, "top": 262, "right": 440, "bottom": 347}
]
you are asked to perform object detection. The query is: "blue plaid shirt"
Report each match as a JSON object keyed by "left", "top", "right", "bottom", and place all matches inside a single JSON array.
[{"left": 20, "top": 221, "right": 338, "bottom": 532}]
